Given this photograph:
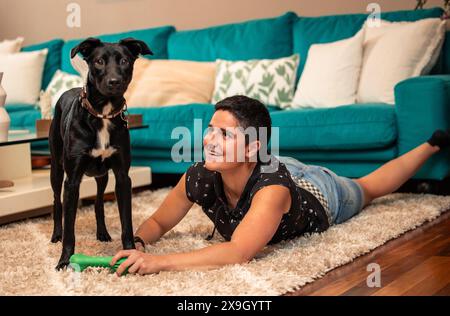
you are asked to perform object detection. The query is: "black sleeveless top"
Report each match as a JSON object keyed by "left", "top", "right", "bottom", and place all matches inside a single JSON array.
[{"left": 185, "top": 157, "right": 329, "bottom": 244}]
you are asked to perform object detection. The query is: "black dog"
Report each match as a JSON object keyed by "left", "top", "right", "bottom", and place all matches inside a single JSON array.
[{"left": 49, "top": 37, "right": 152, "bottom": 270}]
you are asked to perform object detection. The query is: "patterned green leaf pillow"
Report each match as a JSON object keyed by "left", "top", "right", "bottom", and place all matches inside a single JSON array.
[
  {"left": 38, "top": 70, "right": 84, "bottom": 119},
  {"left": 45, "top": 70, "right": 84, "bottom": 108},
  {"left": 212, "top": 54, "right": 299, "bottom": 109}
]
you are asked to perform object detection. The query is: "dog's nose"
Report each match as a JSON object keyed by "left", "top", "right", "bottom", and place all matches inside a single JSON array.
[{"left": 107, "top": 78, "right": 121, "bottom": 87}]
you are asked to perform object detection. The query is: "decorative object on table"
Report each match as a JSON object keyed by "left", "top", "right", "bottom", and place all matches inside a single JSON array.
[
  {"left": 0, "top": 180, "right": 14, "bottom": 189},
  {"left": 34, "top": 114, "right": 144, "bottom": 139},
  {"left": 31, "top": 155, "right": 51, "bottom": 169},
  {"left": 127, "top": 114, "right": 143, "bottom": 128},
  {"left": 0, "top": 72, "right": 10, "bottom": 142},
  {"left": 35, "top": 119, "right": 52, "bottom": 137}
]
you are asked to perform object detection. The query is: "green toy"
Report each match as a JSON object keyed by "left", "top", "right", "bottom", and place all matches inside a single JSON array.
[{"left": 69, "top": 253, "right": 128, "bottom": 274}]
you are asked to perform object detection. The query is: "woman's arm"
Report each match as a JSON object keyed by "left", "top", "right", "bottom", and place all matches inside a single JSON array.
[
  {"left": 111, "top": 185, "right": 291, "bottom": 275},
  {"left": 134, "top": 173, "right": 193, "bottom": 245}
]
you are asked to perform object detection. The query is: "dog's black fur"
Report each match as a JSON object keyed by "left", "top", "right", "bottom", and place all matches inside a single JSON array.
[{"left": 49, "top": 37, "right": 152, "bottom": 270}]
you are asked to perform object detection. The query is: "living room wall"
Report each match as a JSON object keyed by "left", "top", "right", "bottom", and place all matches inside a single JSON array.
[{"left": 0, "top": 0, "right": 444, "bottom": 45}]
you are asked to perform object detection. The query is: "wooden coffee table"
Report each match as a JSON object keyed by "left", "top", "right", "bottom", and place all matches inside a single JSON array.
[{"left": 0, "top": 127, "right": 152, "bottom": 223}]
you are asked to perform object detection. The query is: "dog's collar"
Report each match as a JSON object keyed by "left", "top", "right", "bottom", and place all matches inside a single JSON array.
[{"left": 79, "top": 86, "right": 128, "bottom": 122}]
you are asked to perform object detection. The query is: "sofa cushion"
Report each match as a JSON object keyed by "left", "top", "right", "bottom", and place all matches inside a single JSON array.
[
  {"left": 280, "top": 147, "right": 397, "bottom": 162},
  {"left": 128, "top": 104, "right": 283, "bottom": 150},
  {"left": 7, "top": 105, "right": 41, "bottom": 129},
  {"left": 128, "top": 104, "right": 215, "bottom": 150},
  {"left": 5, "top": 104, "right": 37, "bottom": 113},
  {"left": 22, "top": 39, "right": 64, "bottom": 90},
  {"left": 6, "top": 101, "right": 396, "bottom": 159},
  {"left": 61, "top": 26, "right": 176, "bottom": 74},
  {"left": 131, "top": 146, "right": 397, "bottom": 162},
  {"left": 293, "top": 7, "right": 444, "bottom": 81},
  {"left": 128, "top": 103, "right": 396, "bottom": 152},
  {"left": 272, "top": 104, "right": 397, "bottom": 150},
  {"left": 168, "top": 12, "right": 296, "bottom": 61}
]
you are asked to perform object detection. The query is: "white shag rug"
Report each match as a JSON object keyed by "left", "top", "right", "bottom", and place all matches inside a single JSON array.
[{"left": 1, "top": 188, "right": 449, "bottom": 296}]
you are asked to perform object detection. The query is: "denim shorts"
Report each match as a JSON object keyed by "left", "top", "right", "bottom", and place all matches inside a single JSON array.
[{"left": 277, "top": 156, "right": 365, "bottom": 225}]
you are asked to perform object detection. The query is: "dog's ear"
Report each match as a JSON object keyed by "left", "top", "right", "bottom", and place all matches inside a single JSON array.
[
  {"left": 119, "top": 38, "right": 153, "bottom": 58},
  {"left": 71, "top": 37, "right": 102, "bottom": 59}
]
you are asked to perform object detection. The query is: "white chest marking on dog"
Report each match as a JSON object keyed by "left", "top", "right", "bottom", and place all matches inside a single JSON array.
[{"left": 90, "top": 103, "right": 117, "bottom": 161}]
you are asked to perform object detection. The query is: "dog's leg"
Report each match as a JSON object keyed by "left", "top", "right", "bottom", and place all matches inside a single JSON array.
[
  {"left": 95, "top": 173, "right": 112, "bottom": 242},
  {"left": 113, "top": 168, "right": 135, "bottom": 250},
  {"left": 50, "top": 160, "right": 64, "bottom": 243},
  {"left": 56, "top": 160, "right": 86, "bottom": 270},
  {"left": 49, "top": 109, "right": 64, "bottom": 243}
]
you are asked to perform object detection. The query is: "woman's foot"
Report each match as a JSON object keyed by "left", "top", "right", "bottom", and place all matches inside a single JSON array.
[{"left": 427, "top": 129, "right": 450, "bottom": 149}]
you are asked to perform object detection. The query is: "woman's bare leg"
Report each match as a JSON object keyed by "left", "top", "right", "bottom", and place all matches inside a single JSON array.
[{"left": 355, "top": 143, "right": 441, "bottom": 207}]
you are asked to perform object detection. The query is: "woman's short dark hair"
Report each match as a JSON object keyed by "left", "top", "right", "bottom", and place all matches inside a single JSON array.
[{"left": 214, "top": 95, "right": 272, "bottom": 143}]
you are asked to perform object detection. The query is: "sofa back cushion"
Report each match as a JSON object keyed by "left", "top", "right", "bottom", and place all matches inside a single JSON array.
[
  {"left": 168, "top": 12, "right": 296, "bottom": 61},
  {"left": 60, "top": 25, "right": 175, "bottom": 74},
  {"left": 22, "top": 39, "right": 64, "bottom": 90},
  {"left": 293, "top": 7, "right": 444, "bottom": 81}
]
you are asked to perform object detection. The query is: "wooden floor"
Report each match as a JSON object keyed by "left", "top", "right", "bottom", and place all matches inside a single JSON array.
[{"left": 286, "top": 210, "right": 450, "bottom": 296}]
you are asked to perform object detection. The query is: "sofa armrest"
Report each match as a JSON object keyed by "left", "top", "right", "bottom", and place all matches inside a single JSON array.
[{"left": 394, "top": 75, "right": 450, "bottom": 180}]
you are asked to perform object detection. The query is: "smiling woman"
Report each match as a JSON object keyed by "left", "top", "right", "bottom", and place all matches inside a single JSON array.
[
  {"left": 107, "top": 98, "right": 296, "bottom": 274},
  {"left": 111, "top": 95, "right": 450, "bottom": 276}
]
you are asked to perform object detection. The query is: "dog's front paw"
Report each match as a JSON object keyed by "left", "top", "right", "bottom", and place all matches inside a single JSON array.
[
  {"left": 96, "top": 230, "right": 112, "bottom": 242},
  {"left": 55, "top": 259, "right": 70, "bottom": 271},
  {"left": 50, "top": 231, "right": 62, "bottom": 243},
  {"left": 56, "top": 250, "right": 73, "bottom": 271}
]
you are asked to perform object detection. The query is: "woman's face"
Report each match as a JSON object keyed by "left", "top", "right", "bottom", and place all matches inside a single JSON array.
[{"left": 203, "top": 110, "right": 258, "bottom": 172}]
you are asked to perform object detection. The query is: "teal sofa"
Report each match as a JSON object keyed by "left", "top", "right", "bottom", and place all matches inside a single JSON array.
[{"left": 5, "top": 7, "right": 450, "bottom": 180}]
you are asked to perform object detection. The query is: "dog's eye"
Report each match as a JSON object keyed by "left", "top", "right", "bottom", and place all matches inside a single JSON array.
[
  {"left": 120, "top": 58, "right": 129, "bottom": 65},
  {"left": 95, "top": 58, "right": 105, "bottom": 66}
]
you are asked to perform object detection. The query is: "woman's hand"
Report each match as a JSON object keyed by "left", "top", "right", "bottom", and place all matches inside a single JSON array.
[{"left": 110, "top": 249, "right": 164, "bottom": 276}]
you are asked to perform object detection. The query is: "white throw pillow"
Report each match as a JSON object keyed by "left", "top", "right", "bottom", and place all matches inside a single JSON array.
[
  {"left": 0, "top": 49, "right": 48, "bottom": 104},
  {"left": 45, "top": 70, "right": 84, "bottom": 108},
  {"left": 212, "top": 55, "right": 299, "bottom": 109},
  {"left": 0, "top": 37, "right": 24, "bottom": 54},
  {"left": 357, "top": 18, "right": 446, "bottom": 104},
  {"left": 291, "top": 29, "right": 364, "bottom": 109}
]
